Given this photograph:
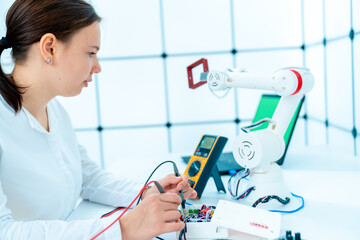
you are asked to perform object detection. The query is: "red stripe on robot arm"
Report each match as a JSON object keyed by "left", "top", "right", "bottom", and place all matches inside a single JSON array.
[{"left": 290, "top": 69, "right": 303, "bottom": 95}]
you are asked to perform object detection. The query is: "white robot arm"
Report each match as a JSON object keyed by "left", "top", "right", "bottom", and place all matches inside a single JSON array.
[
  {"left": 187, "top": 58, "right": 314, "bottom": 207},
  {"left": 200, "top": 68, "right": 314, "bottom": 172}
]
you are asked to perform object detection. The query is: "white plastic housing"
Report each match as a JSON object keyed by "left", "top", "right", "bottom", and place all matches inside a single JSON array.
[
  {"left": 176, "top": 222, "right": 229, "bottom": 239},
  {"left": 206, "top": 71, "right": 229, "bottom": 91},
  {"left": 233, "top": 129, "right": 285, "bottom": 172},
  {"left": 206, "top": 68, "right": 315, "bottom": 96}
]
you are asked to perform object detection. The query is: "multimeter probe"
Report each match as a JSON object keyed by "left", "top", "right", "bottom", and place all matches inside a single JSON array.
[{"left": 94, "top": 161, "right": 188, "bottom": 240}]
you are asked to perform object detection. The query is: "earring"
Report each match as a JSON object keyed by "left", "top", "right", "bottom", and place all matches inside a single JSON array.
[{"left": 45, "top": 57, "right": 53, "bottom": 65}]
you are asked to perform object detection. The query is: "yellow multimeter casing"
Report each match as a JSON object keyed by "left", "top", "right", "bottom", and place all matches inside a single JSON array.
[{"left": 184, "top": 135, "right": 228, "bottom": 199}]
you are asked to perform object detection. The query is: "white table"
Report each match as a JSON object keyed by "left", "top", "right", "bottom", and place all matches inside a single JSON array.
[{"left": 68, "top": 146, "right": 360, "bottom": 240}]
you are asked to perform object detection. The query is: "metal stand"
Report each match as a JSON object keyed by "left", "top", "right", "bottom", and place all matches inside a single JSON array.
[{"left": 211, "top": 165, "right": 226, "bottom": 193}]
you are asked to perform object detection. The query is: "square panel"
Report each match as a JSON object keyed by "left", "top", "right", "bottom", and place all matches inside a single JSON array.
[
  {"left": 326, "top": 38, "right": 353, "bottom": 128},
  {"left": 303, "top": 0, "right": 324, "bottom": 44},
  {"left": 102, "top": 127, "right": 169, "bottom": 168},
  {"left": 98, "top": 58, "right": 167, "bottom": 127},
  {"left": 76, "top": 131, "right": 102, "bottom": 167},
  {"left": 236, "top": 89, "right": 264, "bottom": 120},
  {"left": 353, "top": 35, "right": 360, "bottom": 133},
  {"left": 92, "top": 0, "right": 162, "bottom": 57},
  {"left": 162, "top": 0, "right": 232, "bottom": 53},
  {"left": 324, "top": 0, "right": 351, "bottom": 39},
  {"left": 236, "top": 49, "right": 304, "bottom": 119},
  {"left": 170, "top": 123, "right": 237, "bottom": 154},
  {"left": 56, "top": 78, "right": 99, "bottom": 129},
  {"left": 167, "top": 54, "right": 235, "bottom": 123},
  {"left": 328, "top": 127, "right": 354, "bottom": 154},
  {"left": 0, "top": 0, "right": 13, "bottom": 33},
  {"left": 233, "top": 0, "right": 302, "bottom": 49},
  {"left": 353, "top": 0, "right": 360, "bottom": 32},
  {"left": 307, "top": 119, "right": 327, "bottom": 146},
  {"left": 357, "top": 136, "right": 360, "bottom": 156},
  {"left": 305, "top": 45, "right": 326, "bottom": 120}
]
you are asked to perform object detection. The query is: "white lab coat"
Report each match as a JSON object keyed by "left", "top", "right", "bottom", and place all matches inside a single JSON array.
[{"left": 0, "top": 95, "right": 143, "bottom": 239}]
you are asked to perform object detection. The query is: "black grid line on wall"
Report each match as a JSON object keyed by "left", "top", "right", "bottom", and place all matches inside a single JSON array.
[
  {"left": 0, "top": 1, "right": 357, "bottom": 168},
  {"left": 68, "top": 0, "right": 360, "bottom": 168}
]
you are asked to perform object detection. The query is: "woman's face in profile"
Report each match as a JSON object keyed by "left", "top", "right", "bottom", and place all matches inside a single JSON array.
[{"left": 54, "top": 21, "right": 102, "bottom": 97}]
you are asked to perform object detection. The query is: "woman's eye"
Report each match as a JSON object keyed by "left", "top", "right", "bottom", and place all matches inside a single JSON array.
[{"left": 89, "top": 52, "right": 96, "bottom": 57}]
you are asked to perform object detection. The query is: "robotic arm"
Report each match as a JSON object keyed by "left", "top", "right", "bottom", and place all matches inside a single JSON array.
[
  {"left": 188, "top": 58, "right": 314, "bottom": 172},
  {"left": 187, "top": 58, "right": 314, "bottom": 207}
]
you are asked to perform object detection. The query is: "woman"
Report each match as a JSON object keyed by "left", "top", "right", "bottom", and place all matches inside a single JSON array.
[{"left": 0, "top": 0, "right": 197, "bottom": 239}]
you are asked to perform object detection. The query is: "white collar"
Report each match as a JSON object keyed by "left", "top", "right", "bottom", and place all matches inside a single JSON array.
[{"left": 21, "top": 101, "right": 59, "bottom": 135}]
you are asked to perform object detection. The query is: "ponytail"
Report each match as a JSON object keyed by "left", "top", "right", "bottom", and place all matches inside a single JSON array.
[{"left": 0, "top": 37, "right": 23, "bottom": 112}]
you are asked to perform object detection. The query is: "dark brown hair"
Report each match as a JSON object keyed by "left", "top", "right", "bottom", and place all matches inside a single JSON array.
[{"left": 0, "top": 0, "right": 101, "bottom": 112}]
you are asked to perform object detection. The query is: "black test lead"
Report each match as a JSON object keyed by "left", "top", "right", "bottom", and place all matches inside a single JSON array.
[
  {"left": 154, "top": 181, "right": 166, "bottom": 193},
  {"left": 172, "top": 163, "right": 187, "bottom": 218}
]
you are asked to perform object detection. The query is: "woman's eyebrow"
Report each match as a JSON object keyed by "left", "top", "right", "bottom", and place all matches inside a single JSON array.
[{"left": 90, "top": 45, "right": 100, "bottom": 51}]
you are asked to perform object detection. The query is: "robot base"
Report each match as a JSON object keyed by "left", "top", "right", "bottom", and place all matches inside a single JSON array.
[{"left": 238, "top": 163, "right": 301, "bottom": 211}]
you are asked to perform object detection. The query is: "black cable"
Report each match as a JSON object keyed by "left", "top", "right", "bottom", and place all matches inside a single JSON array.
[
  {"left": 101, "top": 160, "right": 183, "bottom": 239},
  {"left": 135, "top": 160, "right": 187, "bottom": 239},
  {"left": 172, "top": 162, "right": 186, "bottom": 209},
  {"left": 183, "top": 222, "right": 187, "bottom": 240},
  {"left": 100, "top": 207, "right": 125, "bottom": 218},
  {"left": 178, "top": 230, "right": 183, "bottom": 240},
  {"left": 136, "top": 160, "right": 177, "bottom": 206},
  {"left": 101, "top": 160, "right": 176, "bottom": 217},
  {"left": 252, "top": 195, "right": 290, "bottom": 208},
  {"left": 178, "top": 221, "right": 187, "bottom": 240}
]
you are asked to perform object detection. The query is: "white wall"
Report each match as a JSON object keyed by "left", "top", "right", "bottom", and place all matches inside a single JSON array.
[{"left": 1, "top": 0, "right": 358, "bottom": 169}]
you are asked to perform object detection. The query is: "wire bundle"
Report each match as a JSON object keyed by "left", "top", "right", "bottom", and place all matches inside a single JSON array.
[
  {"left": 227, "top": 169, "right": 255, "bottom": 200},
  {"left": 252, "top": 195, "right": 290, "bottom": 208},
  {"left": 241, "top": 117, "right": 276, "bottom": 133}
]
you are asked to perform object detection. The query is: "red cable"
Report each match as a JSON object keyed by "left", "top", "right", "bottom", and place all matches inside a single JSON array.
[{"left": 90, "top": 180, "right": 157, "bottom": 240}]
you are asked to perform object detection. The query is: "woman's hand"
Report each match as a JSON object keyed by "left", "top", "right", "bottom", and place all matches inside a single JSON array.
[
  {"left": 119, "top": 192, "right": 184, "bottom": 240},
  {"left": 142, "top": 174, "right": 197, "bottom": 200}
]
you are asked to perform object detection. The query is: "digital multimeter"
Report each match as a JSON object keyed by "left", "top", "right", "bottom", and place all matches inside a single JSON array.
[{"left": 184, "top": 135, "right": 228, "bottom": 199}]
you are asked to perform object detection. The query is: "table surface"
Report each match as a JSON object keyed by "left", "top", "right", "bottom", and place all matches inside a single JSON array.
[{"left": 67, "top": 146, "right": 360, "bottom": 240}]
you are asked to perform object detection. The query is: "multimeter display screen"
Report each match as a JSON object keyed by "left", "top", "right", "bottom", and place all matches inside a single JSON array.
[{"left": 199, "top": 137, "right": 216, "bottom": 149}]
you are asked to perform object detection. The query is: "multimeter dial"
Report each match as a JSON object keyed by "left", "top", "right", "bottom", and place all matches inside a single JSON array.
[{"left": 188, "top": 160, "right": 202, "bottom": 177}]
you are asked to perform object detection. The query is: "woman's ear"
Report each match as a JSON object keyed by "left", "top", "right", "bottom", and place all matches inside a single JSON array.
[{"left": 39, "top": 33, "right": 57, "bottom": 64}]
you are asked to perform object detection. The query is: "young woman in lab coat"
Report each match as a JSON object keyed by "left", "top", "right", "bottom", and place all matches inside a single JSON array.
[{"left": 0, "top": 0, "right": 197, "bottom": 239}]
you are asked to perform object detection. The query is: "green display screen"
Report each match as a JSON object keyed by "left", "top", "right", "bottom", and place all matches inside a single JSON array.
[
  {"left": 251, "top": 95, "right": 303, "bottom": 146},
  {"left": 200, "top": 136, "right": 216, "bottom": 149}
]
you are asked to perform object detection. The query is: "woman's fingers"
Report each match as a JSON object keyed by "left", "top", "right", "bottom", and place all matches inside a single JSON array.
[
  {"left": 161, "top": 210, "right": 182, "bottom": 222},
  {"left": 163, "top": 221, "right": 185, "bottom": 233}
]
